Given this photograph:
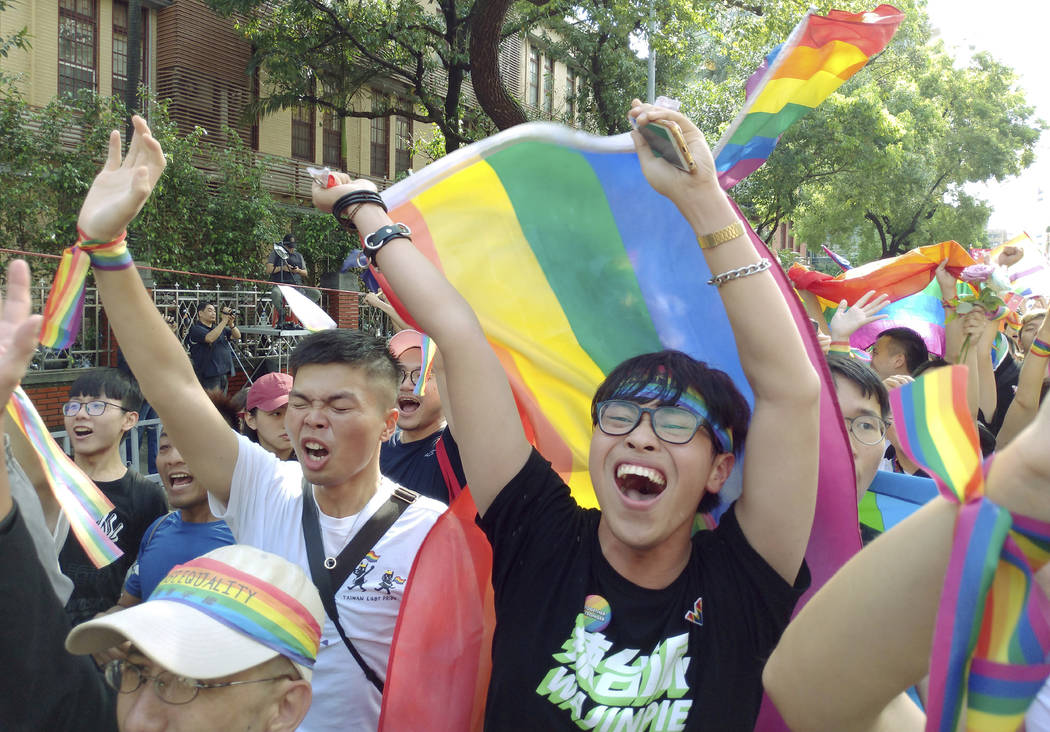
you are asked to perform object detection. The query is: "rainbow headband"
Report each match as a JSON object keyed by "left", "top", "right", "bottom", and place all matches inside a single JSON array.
[
  {"left": 609, "top": 381, "right": 734, "bottom": 454},
  {"left": 151, "top": 557, "right": 321, "bottom": 669}
]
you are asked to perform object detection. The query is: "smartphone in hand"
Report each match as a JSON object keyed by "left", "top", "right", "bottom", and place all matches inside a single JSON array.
[{"left": 630, "top": 117, "right": 697, "bottom": 173}]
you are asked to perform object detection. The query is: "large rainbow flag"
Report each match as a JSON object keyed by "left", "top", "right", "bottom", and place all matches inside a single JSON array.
[
  {"left": 713, "top": 4, "right": 904, "bottom": 189},
  {"left": 993, "top": 232, "right": 1050, "bottom": 299},
  {"left": 371, "top": 123, "right": 860, "bottom": 731}
]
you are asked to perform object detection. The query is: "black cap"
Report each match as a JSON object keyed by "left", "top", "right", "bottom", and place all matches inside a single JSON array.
[{"left": 283, "top": 234, "right": 297, "bottom": 247}]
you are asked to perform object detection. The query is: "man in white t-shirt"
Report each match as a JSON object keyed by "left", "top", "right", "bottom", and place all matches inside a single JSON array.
[{"left": 76, "top": 115, "right": 445, "bottom": 732}]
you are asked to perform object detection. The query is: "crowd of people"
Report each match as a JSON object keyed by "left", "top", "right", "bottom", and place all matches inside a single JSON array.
[{"left": 0, "top": 100, "right": 1047, "bottom": 732}]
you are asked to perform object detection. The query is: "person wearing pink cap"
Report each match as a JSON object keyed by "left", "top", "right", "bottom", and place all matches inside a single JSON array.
[
  {"left": 244, "top": 372, "right": 296, "bottom": 461},
  {"left": 380, "top": 329, "right": 466, "bottom": 503}
]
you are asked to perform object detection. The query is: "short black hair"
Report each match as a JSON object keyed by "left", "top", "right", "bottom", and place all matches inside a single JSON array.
[
  {"left": 289, "top": 329, "right": 399, "bottom": 408},
  {"left": 591, "top": 350, "right": 751, "bottom": 515},
  {"left": 68, "top": 368, "right": 142, "bottom": 412},
  {"left": 826, "top": 354, "right": 890, "bottom": 421},
  {"left": 877, "top": 327, "right": 929, "bottom": 374},
  {"left": 911, "top": 357, "right": 950, "bottom": 379}
]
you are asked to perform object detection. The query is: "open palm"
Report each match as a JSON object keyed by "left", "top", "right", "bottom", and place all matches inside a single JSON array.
[
  {"left": 78, "top": 115, "right": 166, "bottom": 242},
  {"left": 0, "top": 261, "right": 43, "bottom": 406}
]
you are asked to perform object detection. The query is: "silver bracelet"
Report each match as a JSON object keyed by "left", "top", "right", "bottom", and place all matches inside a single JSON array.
[{"left": 707, "top": 258, "right": 772, "bottom": 287}]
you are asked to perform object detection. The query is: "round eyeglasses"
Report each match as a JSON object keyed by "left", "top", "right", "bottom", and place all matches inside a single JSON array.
[
  {"left": 398, "top": 368, "right": 423, "bottom": 386},
  {"left": 103, "top": 659, "right": 292, "bottom": 706},
  {"left": 844, "top": 415, "right": 888, "bottom": 446},
  {"left": 596, "top": 400, "right": 712, "bottom": 447},
  {"left": 62, "top": 400, "right": 129, "bottom": 417}
]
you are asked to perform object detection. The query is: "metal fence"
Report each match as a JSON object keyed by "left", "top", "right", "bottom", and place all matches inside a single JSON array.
[{"left": 27, "top": 278, "right": 393, "bottom": 374}]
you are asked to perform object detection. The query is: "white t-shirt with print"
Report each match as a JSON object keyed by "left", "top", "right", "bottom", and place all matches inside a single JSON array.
[{"left": 209, "top": 434, "right": 445, "bottom": 732}]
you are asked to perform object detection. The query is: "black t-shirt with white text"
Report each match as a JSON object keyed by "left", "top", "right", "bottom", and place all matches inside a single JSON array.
[
  {"left": 479, "top": 449, "right": 809, "bottom": 732},
  {"left": 59, "top": 468, "right": 168, "bottom": 625}
]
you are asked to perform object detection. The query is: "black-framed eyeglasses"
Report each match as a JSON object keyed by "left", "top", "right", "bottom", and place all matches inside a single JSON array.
[
  {"left": 62, "top": 400, "right": 129, "bottom": 417},
  {"left": 103, "top": 659, "right": 292, "bottom": 706},
  {"left": 399, "top": 368, "right": 423, "bottom": 387},
  {"left": 596, "top": 400, "right": 707, "bottom": 446},
  {"left": 844, "top": 415, "right": 888, "bottom": 446}
]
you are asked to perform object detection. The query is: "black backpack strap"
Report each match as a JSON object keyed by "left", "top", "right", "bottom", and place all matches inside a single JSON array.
[{"left": 300, "top": 479, "right": 416, "bottom": 693}]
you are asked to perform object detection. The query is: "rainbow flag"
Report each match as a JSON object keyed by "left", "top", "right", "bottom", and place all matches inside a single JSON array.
[
  {"left": 371, "top": 122, "right": 859, "bottom": 732},
  {"left": 413, "top": 334, "right": 437, "bottom": 397},
  {"left": 713, "top": 4, "right": 904, "bottom": 189},
  {"left": 889, "top": 367, "right": 1050, "bottom": 732},
  {"left": 849, "top": 279, "right": 946, "bottom": 356},
  {"left": 5, "top": 387, "right": 122, "bottom": 567},
  {"left": 859, "top": 470, "right": 938, "bottom": 533},
  {"left": 821, "top": 244, "right": 852, "bottom": 271},
  {"left": 790, "top": 240, "right": 975, "bottom": 306}
]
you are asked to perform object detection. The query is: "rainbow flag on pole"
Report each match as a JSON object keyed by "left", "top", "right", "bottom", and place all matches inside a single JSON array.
[
  {"left": 372, "top": 123, "right": 859, "bottom": 732},
  {"left": 6, "top": 387, "right": 122, "bottom": 567},
  {"left": 713, "top": 4, "right": 904, "bottom": 189}
]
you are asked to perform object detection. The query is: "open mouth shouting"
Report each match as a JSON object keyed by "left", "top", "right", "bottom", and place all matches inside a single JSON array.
[
  {"left": 72, "top": 426, "right": 94, "bottom": 440},
  {"left": 615, "top": 463, "right": 667, "bottom": 505},
  {"left": 301, "top": 439, "right": 331, "bottom": 468},
  {"left": 397, "top": 394, "right": 421, "bottom": 415}
]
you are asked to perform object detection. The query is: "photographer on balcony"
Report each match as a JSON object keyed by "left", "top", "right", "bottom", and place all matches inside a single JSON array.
[
  {"left": 268, "top": 234, "right": 321, "bottom": 327},
  {"left": 187, "top": 302, "right": 240, "bottom": 395}
]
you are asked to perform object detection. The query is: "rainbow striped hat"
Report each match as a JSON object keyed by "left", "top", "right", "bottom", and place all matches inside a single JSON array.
[{"left": 66, "top": 545, "right": 324, "bottom": 681}]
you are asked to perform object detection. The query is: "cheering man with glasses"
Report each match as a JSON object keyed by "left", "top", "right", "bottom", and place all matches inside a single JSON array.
[
  {"left": 58, "top": 369, "right": 167, "bottom": 626},
  {"left": 313, "top": 100, "right": 820, "bottom": 730},
  {"left": 379, "top": 329, "right": 466, "bottom": 503}
]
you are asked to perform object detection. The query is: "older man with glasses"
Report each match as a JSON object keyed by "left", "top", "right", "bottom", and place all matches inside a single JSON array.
[{"left": 57, "top": 368, "right": 168, "bottom": 626}]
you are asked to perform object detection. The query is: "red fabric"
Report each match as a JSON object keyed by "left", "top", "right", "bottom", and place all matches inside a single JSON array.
[
  {"left": 378, "top": 489, "right": 494, "bottom": 732},
  {"left": 788, "top": 241, "right": 975, "bottom": 305}
]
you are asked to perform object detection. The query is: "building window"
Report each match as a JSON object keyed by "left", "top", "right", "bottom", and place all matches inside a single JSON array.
[
  {"left": 528, "top": 47, "right": 540, "bottom": 108},
  {"left": 322, "top": 112, "right": 342, "bottom": 169},
  {"left": 112, "top": 1, "right": 148, "bottom": 101},
  {"left": 543, "top": 56, "right": 554, "bottom": 115},
  {"left": 291, "top": 104, "right": 315, "bottom": 161},
  {"left": 370, "top": 96, "right": 390, "bottom": 178},
  {"left": 58, "top": 0, "right": 97, "bottom": 96},
  {"left": 566, "top": 69, "right": 577, "bottom": 122},
  {"left": 395, "top": 115, "right": 413, "bottom": 177}
]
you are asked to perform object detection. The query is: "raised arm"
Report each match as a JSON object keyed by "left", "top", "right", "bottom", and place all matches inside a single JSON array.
[
  {"left": 998, "top": 311, "right": 1050, "bottom": 446},
  {"left": 827, "top": 290, "right": 890, "bottom": 354},
  {"left": 78, "top": 116, "right": 239, "bottom": 505},
  {"left": 629, "top": 101, "right": 820, "bottom": 582},
  {"left": 313, "top": 178, "right": 530, "bottom": 517},
  {"left": 764, "top": 389, "right": 1050, "bottom": 732}
]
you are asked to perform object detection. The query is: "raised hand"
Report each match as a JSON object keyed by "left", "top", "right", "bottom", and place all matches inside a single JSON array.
[
  {"left": 77, "top": 115, "right": 166, "bottom": 242},
  {"left": 628, "top": 99, "right": 718, "bottom": 198},
  {"left": 311, "top": 171, "right": 376, "bottom": 213},
  {"left": 935, "top": 258, "right": 957, "bottom": 301},
  {"left": 997, "top": 245, "right": 1023, "bottom": 268},
  {"left": 0, "top": 261, "right": 43, "bottom": 408},
  {"left": 829, "top": 290, "right": 890, "bottom": 342}
]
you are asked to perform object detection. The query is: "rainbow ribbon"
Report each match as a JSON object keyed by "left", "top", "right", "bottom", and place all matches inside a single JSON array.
[
  {"left": 889, "top": 366, "right": 1050, "bottom": 732},
  {"left": 40, "top": 232, "right": 131, "bottom": 349},
  {"left": 713, "top": 4, "right": 904, "bottom": 189},
  {"left": 413, "top": 334, "right": 437, "bottom": 397},
  {"left": 5, "top": 387, "right": 122, "bottom": 567}
]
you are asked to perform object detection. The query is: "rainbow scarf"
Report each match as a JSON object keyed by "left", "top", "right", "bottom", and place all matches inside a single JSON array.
[
  {"left": 713, "top": 4, "right": 904, "bottom": 189},
  {"left": 40, "top": 231, "right": 131, "bottom": 349},
  {"left": 152, "top": 556, "right": 321, "bottom": 669},
  {"left": 5, "top": 387, "right": 122, "bottom": 567},
  {"left": 889, "top": 366, "right": 1050, "bottom": 732},
  {"left": 372, "top": 123, "right": 858, "bottom": 732}
]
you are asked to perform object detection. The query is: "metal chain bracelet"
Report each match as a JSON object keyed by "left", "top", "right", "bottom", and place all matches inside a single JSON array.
[{"left": 707, "top": 258, "right": 772, "bottom": 288}]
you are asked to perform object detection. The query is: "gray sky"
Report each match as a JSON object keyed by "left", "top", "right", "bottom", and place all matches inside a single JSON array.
[{"left": 925, "top": 0, "right": 1050, "bottom": 239}]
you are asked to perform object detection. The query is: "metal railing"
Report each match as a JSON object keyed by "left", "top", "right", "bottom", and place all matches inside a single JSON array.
[
  {"left": 26, "top": 279, "right": 393, "bottom": 374},
  {"left": 50, "top": 418, "right": 163, "bottom": 480}
]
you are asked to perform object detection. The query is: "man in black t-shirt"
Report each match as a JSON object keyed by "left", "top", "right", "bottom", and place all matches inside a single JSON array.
[
  {"left": 380, "top": 329, "right": 466, "bottom": 503},
  {"left": 315, "top": 102, "right": 821, "bottom": 730},
  {"left": 187, "top": 302, "right": 241, "bottom": 394},
  {"left": 268, "top": 234, "right": 321, "bottom": 325},
  {"left": 57, "top": 369, "right": 168, "bottom": 626}
]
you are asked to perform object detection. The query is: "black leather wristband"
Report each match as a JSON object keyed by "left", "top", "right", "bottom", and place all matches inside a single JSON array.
[
  {"left": 332, "top": 191, "right": 386, "bottom": 230},
  {"left": 364, "top": 223, "right": 411, "bottom": 264}
]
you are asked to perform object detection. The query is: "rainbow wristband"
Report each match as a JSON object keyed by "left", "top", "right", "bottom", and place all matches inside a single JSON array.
[
  {"left": 829, "top": 341, "right": 851, "bottom": 355},
  {"left": 1029, "top": 338, "right": 1050, "bottom": 359},
  {"left": 79, "top": 229, "right": 133, "bottom": 270}
]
